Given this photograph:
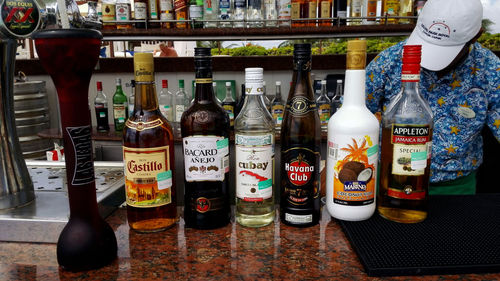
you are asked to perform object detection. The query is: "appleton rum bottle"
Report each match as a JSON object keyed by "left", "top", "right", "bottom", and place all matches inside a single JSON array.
[
  {"left": 123, "top": 53, "right": 177, "bottom": 232},
  {"left": 280, "top": 43, "right": 321, "bottom": 227},
  {"left": 181, "top": 48, "right": 231, "bottom": 229},
  {"left": 378, "top": 45, "right": 433, "bottom": 223}
]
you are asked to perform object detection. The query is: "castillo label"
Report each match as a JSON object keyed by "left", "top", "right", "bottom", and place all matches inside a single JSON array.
[
  {"left": 0, "top": 0, "right": 40, "bottom": 38},
  {"left": 282, "top": 147, "right": 320, "bottom": 205},
  {"left": 123, "top": 146, "right": 172, "bottom": 208},
  {"left": 66, "top": 126, "right": 95, "bottom": 186},
  {"left": 286, "top": 96, "right": 316, "bottom": 116}
]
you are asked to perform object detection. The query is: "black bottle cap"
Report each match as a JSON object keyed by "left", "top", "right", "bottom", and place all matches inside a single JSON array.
[
  {"left": 194, "top": 48, "right": 212, "bottom": 78},
  {"left": 293, "top": 43, "right": 312, "bottom": 59},
  {"left": 195, "top": 47, "right": 212, "bottom": 57}
]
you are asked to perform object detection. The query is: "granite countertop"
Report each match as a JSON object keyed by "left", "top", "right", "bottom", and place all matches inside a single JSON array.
[{"left": 1, "top": 206, "right": 499, "bottom": 281}]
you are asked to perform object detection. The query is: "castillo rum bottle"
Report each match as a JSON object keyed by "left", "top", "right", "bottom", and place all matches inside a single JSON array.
[
  {"left": 326, "top": 40, "right": 379, "bottom": 221},
  {"left": 378, "top": 45, "right": 433, "bottom": 223},
  {"left": 123, "top": 53, "right": 177, "bottom": 232},
  {"left": 181, "top": 48, "right": 231, "bottom": 229},
  {"left": 280, "top": 44, "right": 321, "bottom": 227}
]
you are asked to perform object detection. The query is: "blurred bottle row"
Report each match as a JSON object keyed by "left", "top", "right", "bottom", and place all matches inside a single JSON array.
[
  {"left": 93, "top": 76, "right": 344, "bottom": 135},
  {"left": 93, "top": 0, "right": 426, "bottom": 29}
]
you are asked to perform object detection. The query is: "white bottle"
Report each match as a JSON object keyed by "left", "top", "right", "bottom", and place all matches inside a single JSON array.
[{"left": 326, "top": 40, "right": 379, "bottom": 221}]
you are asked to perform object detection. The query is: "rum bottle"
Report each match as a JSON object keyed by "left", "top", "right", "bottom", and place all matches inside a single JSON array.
[
  {"left": 123, "top": 52, "right": 177, "bottom": 232},
  {"left": 318, "top": 0, "right": 332, "bottom": 26},
  {"left": 280, "top": 44, "right": 321, "bottom": 227},
  {"left": 378, "top": 45, "right": 433, "bottom": 223},
  {"left": 189, "top": 0, "right": 204, "bottom": 28},
  {"left": 95, "top": 81, "right": 110, "bottom": 132},
  {"left": 381, "top": 0, "right": 399, "bottom": 24},
  {"left": 148, "top": 0, "right": 161, "bottom": 28},
  {"left": 271, "top": 81, "right": 284, "bottom": 132},
  {"left": 134, "top": 0, "right": 148, "bottom": 28},
  {"left": 316, "top": 80, "right": 330, "bottom": 133},
  {"left": 222, "top": 81, "right": 236, "bottom": 129},
  {"left": 174, "top": 79, "right": 188, "bottom": 137},
  {"left": 159, "top": 79, "right": 174, "bottom": 122},
  {"left": 113, "top": 78, "right": 128, "bottom": 133},
  {"left": 235, "top": 68, "right": 275, "bottom": 227},
  {"left": 181, "top": 48, "right": 231, "bottom": 229}
]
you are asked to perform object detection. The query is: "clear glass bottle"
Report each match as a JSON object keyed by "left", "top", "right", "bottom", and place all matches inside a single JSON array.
[
  {"left": 189, "top": 0, "right": 204, "bottom": 28},
  {"left": 218, "top": 0, "right": 233, "bottom": 27},
  {"left": 127, "top": 80, "right": 135, "bottom": 117},
  {"left": 264, "top": 0, "right": 278, "bottom": 26},
  {"left": 271, "top": 81, "right": 284, "bottom": 132},
  {"left": 235, "top": 68, "right": 275, "bottom": 227},
  {"left": 174, "top": 79, "right": 189, "bottom": 137},
  {"left": 262, "top": 81, "right": 271, "bottom": 112},
  {"left": 247, "top": 0, "right": 264, "bottom": 27},
  {"left": 277, "top": 0, "right": 291, "bottom": 26},
  {"left": 348, "top": 0, "right": 362, "bottom": 25},
  {"left": 222, "top": 81, "right": 236, "bottom": 129},
  {"left": 233, "top": 0, "right": 246, "bottom": 27},
  {"left": 159, "top": 79, "right": 174, "bottom": 122},
  {"left": 112, "top": 78, "right": 128, "bottom": 133},
  {"left": 399, "top": 0, "right": 414, "bottom": 24},
  {"left": 95, "top": 81, "right": 110, "bottom": 132},
  {"left": 212, "top": 81, "right": 222, "bottom": 105},
  {"left": 378, "top": 45, "right": 433, "bottom": 223},
  {"left": 330, "top": 79, "right": 343, "bottom": 115},
  {"left": 204, "top": 0, "right": 219, "bottom": 27},
  {"left": 316, "top": 80, "right": 331, "bottom": 133}
]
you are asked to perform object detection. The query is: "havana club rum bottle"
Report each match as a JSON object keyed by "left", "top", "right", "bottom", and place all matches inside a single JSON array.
[
  {"left": 123, "top": 53, "right": 177, "bottom": 232},
  {"left": 378, "top": 45, "right": 433, "bottom": 223},
  {"left": 280, "top": 44, "right": 321, "bottom": 227},
  {"left": 181, "top": 48, "right": 231, "bottom": 229}
]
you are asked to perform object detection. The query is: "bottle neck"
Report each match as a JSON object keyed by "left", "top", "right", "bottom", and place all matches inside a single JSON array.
[
  {"left": 320, "top": 83, "right": 327, "bottom": 97},
  {"left": 291, "top": 60, "right": 314, "bottom": 100},
  {"left": 195, "top": 79, "right": 216, "bottom": 102},
  {"left": 242, "top": 82, "right": 266, "bottom": 111},
  {"left": 342, "top": 69, "right": 366, "bottom": 107},
  {"left": 224, "top": 87, "right": 232, "bottom": 100},
  {"left": 134, "top": 80, "right": 159, "bottom": 112},
  {"left": 275, "top": 85, "right": 282, "bottom": 99}
]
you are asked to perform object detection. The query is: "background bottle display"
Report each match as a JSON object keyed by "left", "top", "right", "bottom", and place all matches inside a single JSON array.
[
  {"left": 247, "top": 0, "right": 264, "bottom": 27},
  {"left": 127, "top": 80, "right": 136, "bottom": 116},
  {"left": 381, "top": 0, "right": 399, "bottom": 24},
  {"left": 348, "top": 0, "right": 362, "bottom": 25},
  {"left": 159, "top": 79, "right": 174, "bottom": 121},
  {"left": 222, "top": 81, "right": 236, "bottom": 128},
  {"left": 101, "top": 0, "right": 117, "bottom": 29},
  {"left": 113, "top": 78, "right": 128, "bottom": 133},
  {"left": 378, "top": 45, "right": 433, "bottom": 224},
  {"left": 271, "top": 81, "right": 284, "bottom": 132},
  {"left": 399, "top": 0, "right": 414, "bottom": 24},
  {"left": 148, "top": 0, "right": 161, "bottom": 28},
  {"left": 264, "top": 0, "right": 278, "bottom": 27},
  {"left": 278, "top": 0, "right": 291, "bottom": 26},
  {"left": 235, "top": 83, "right": 246, "bottom": 116},
  {"left": 235, "top": 68, "right": 275, "bottom": 227},
  {"left": 330, "top": 79, "right": 343, "bottom": 115},
  {"left": 318, "top": 0, "right": 332, "bottom": 26},
  {"left": 414, "top": 0, "right": 426, "bottom": 15},
  {"left": 123, "top": 53, "right": 177, "bottom": 233},
  {"left": 316, "top": 80, "right": 330, "bottom": 132},
  {"left": 160, "top": 0, "right": 175, "bottom": 27},
  {"left": 218, "top": 0, "right": 232, "bottom": 27},
  {"left": 181, "top": 48, "right": 231, "bottom": 229},
  {"left": 280, "top": 44, "right": 321, "bottom": 227},
  {"left": 306, "top": 0, "right": 317, "bottom": 26},
  {"left": 233, "top": 0, "right": 246, "bottom": 27},
  {"left": 262, "top": 81, "right": 271, "bottom": 112},
  {"left": 189, "top": 0, "right": 204, "bottom": 28},
  {"left": 95, "top": 81, "right": 110, "bottom": 132},
  {"left": 326, "top": 40, "right": 379, "bottom": 221},
  {"left": 335, "top": 0, "right": 347, "bottom": 25},
  {"left": 175, "top": 0, "right": 189, "bottom": 28},
  {"left": 204, "top": 0, "right": 219, "bottom": 27},
  {"left": 116, "top": 0, "right": 132, "bottom": 29},
  {"left": 174, "top": 79, "right": 188, "bottom": 137},
  {"left": 364, "top": 0, "right": 377, "bottom": 24},
  {"left": 134, "top": 0, "right": 148, "bottom": 28}
]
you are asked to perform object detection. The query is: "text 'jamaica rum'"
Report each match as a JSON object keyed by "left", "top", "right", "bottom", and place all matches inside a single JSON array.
[{"left": 123, "top": 52, "right": 177, "bottom": 233}]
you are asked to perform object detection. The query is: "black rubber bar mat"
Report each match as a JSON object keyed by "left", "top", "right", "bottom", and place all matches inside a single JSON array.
[{"left": 339, "top": 194, "right": 500, "bottom": 276}]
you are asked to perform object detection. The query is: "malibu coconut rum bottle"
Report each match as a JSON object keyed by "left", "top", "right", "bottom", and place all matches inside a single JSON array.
[
  {"left": 235, "top": 68, "right": 275, "bottom": 227},
  {"left": 326, "top": 39, "right": 379, "bottom": 221},
  {"left": 378, "top": 45, "right": 433, "bottom": 223}
]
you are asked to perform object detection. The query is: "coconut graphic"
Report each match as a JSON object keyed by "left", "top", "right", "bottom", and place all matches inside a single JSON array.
[
  {"left": 338, "top": 161, "right": 369, "bottom": 184},
  {"left": 357, "top": 168, "right": 373, "bottom": 182}
]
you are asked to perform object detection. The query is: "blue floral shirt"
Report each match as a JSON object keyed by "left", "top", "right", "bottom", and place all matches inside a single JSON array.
[{"left": 366, "top": 41, "right": 500, "bottom": 183}]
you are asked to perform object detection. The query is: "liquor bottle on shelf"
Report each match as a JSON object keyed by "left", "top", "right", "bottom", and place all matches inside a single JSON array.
[
  {"left": 364, "top": 0, "right": 377, "bottom": 24},
  {"left": 218, "top": 0, "right": 233, "bottom": 27},
  {"left": 102, "top": 0, "right": 117, "bottom": 29},
  {"left": 204, "top": 0, "right": 219, "bottom": 27},
  {"left": 222, "top": 81, "right": 236, "bottom": 129},
  {"left": 378, "top": 45, "right": 433, "bottom": 223},
  {"left": 148, "top": 0, "right": 161, "bottom": 28},
  {"left": 414, "top": 0, "right": 426, "bottom": 16},
  {"left": 262, "top": 81, "right": 271, "bottom": 112},
  {"left": 278, "top": 0, "right": 292, "bottom": 26},
  {"left": 335, "top": 0, "right": 347, "bottom": 25},
  {"left": 316, "top": 80, "right": 330, "bottom": 133},
  {"left": 213, "top": 81, "right": 222, "bottom": 105},
  {"left": 189, "top": 0, "right": 204, "bottom": 28},
  {"left": 116, "top": 0, "right": 132, "bottom": 29},
  {"left": 399, "top": 0, "right": 414, "bottom": 24},
  {"left": 381, "top": 0, "right": 399, "bottom": 24},
  {"left": 318, "top": 0, "right": 332, "bottom": 26},
  {"left": 233, "top": 0, "right": 246, "bottom": 27},
  {"left": 247, "top": 0, "right": 264, "bottom": 27},
  {"left": 126, "top": 80, "right": 135, "bottom": 117},
  {"left": 326, "top": 40, "right": 379, "bottom": 221},
  {"left": 159, "top": 79, "right": 174, "bottom": 122},
  {"left": 123, "top": 52, "right": 177, "bottom": 233},
  {"left": 306, "top": 0, "right": 317, "bottom": 27},
  {"left": 181, "top": 48, "right": 231, "bottom": 229},
  {"left": 235, "top": 83, "right": 246, "bottom": 116},
  {"left": 175, "top": 0, "right": 190, "bottom": 28},
  {"left": 291, "top": 0, "right": 304, "bottom": 27},
  {"left": 174, "top": 79, "right": 188, "bottom": 137},
  {"left": 134, "top": 0, "right": 148, "bottom": 28},
  {"left": 95, "top": 81, "right": 110, "bottom": 133},
  {"left": 160, "top": 0, "right": 175, "bottom": 28},
  {"left": 113, "top": 78, "right": 128, "bottom": 133},
  {"left": 280, "top": 44, "right": 321, "bottom": 227},
  {"left": 330, "top": 79, "right": 343, "bottom": 115},
  {"left": 271, "top": 81, "right": 284, "bottom": 132},
  {"left": 235, "top": 68, "right": 275, "bottom": 227},
  {"left": 348, "top": 0, "right": 362, "bottom": 25},
  {"left": 264, "top": 0, "right": 278, "bottom": 27}
]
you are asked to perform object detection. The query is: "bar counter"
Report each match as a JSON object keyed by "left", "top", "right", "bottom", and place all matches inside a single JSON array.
[{"left": 1, "top": 206, "right": 499, "bottom": 280}]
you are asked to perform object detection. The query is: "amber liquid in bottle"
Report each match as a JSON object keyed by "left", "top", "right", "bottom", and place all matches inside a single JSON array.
[{"left": 123, "top": 53, "right": 177, "bottom": 233}]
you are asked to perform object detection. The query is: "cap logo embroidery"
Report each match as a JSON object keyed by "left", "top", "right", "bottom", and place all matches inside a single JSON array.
[{"left": 421, "top": 21, "right": 453, "bottom": 41}]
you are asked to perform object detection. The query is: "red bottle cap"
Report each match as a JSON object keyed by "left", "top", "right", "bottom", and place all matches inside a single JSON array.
[
  {"left": 162, "top": 80, "right": 168, "bottom": 88},
  {"left": 96, "top": 81, "right": 102, "bottom": 91},
  {"left": 402, "top": 45, "right": 422, "bottom": 82}
]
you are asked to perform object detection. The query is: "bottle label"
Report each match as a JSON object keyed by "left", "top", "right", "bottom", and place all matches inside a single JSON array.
[
  {"left": 189, "top": 5, "right": 203, "bottom": 19},
  {"left": 116, "top": 3, "right": 130, "bottom": 21},
  {"left": 320, "top": 1, "right": 330, "bottom": 18},
  {"left": 282, "top": 147, "right": 320, "bottom": 205},
  {"left": 160, "top": 104, "right": 173, "bottom": 120},
  {"left": 234, "top": 0, "right": 245, "bottom": 8},
  {"left": 236, "top": 134, "right": 274, "bottom": 202},
  {"left": 102, "top": 3, "right": 116, "bottom": 24},
  {"left": 246, "top": 84, "right": 264, "bottom": 96},
  {"left": 126, "top": 118, "right": 163, "bottom": 131},
  {"left": 285, "top": 213, "right": 312, "bottom": 224},
  {"left": 134, "top": 57, "right": 153, "bottom": 82},
  {"left": 190, "top": 196, "right": 226, "bottom": 213},
  {"left": 271, "top": 104, "right": 284, "bottom": 124},
  {"left": 175, "top": 105, "right": 185, "bottom": 122},
  {"left": 328, "top": 135, "right": 378, "bottom": 206},
  {"left": 223, "top": 104, "right": 234, "bottom": 126},
  {"left": 149, "top": 0, "right": 159, "bottom": 19},
  {"left": 66, "top": 126, "right": 95, "bottom": 185},
  {"left": 291, "top": 2, "right": 300, "bottom": 19},
  {"left": 160, "top": 0, "right": 174, "bottom": 20},
  {"left": 278, "top": 0, "right": 291, "bottom": 20},
  {"left": 318, "top": 103, "right": 330, "bottom": 125},
  {"left": 183, "top": 136, "right": 229, "bottom": 182},
  {"left": 391, "top": 124, "right": 431, "bottom": 176},
  {"left": 100, "top": 111, "right": 107, "bottom": 118},
  {"left": 195, "top": 78, "right": 213, "bottom": 84},
  {"left": 123, "top": 146, "right": 172, "bottom": 208},
  {"left": 286, "top": 96, "right": 316, "bottom": 116},
  {"left": 113, "top": 104, "right": 127, "bottom": 123},
  {"left": 134, "top": 2, "right": 147, "bottom": 20},
  {"left": 308, "top": 2, "right": 316, "bottom": 18}
]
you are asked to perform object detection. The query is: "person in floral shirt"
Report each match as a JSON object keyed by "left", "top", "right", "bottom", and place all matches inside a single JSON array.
[{"left": 366, "top": 0, "right": 500, "bottom": 194}]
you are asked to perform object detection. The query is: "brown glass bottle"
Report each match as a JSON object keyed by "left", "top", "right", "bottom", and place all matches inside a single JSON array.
[
  {"left": 134, "top": 0, "right": 148, "bottom": 28},
  {"left": 123, "top": 53, "right": 177, "bottom": 233},
  {"left": 181, "top": 48, "right": 231, "bottom": 229},
  {"left": 280, "top": 43, "right": 321, "bottom": 227}
]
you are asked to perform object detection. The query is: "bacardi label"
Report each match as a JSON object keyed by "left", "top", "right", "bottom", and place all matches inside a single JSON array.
[
  {"left": 183, "top": 136, "right": 229, "bottom": 182},
  {"left": 391, "top": 124, "right": 431, "bottom": 176},
  {"left": 282, "top": 147, "right": 320, "bottom": 205},
  {"left": 123, "top": 146, "right": 172, "bottom": 208},
  {"left": 236, "top": 134, "right": 274, "bottom": 202}
]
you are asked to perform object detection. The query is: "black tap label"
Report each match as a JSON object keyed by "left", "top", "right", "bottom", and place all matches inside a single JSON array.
[{"left": 66, "top": 125, "right": 95, "bottom": 186}]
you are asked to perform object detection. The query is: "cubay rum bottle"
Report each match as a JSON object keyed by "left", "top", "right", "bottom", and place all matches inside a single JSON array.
[
  {"left": 280, "top": 44, "right": 321, "bottom": 227},
  {"left": 123, "top": 53, "right": 177, "bottom": 232}
]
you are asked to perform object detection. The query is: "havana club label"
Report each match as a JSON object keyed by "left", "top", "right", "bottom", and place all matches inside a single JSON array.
[
  {"left": 123, "top": 146, "right": 172, "bottom": 208},
  {"left": 183, "top": 136, "right": 229, "bottom": 182},
  {"left": 282, "top": 147, "right": 320, "bottom": 205},
  {"left": 391, "top": 124, "right": 431, "bottom": 176}
]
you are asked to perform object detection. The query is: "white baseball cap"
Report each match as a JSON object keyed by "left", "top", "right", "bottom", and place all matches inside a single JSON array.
[{"left": 406, "top": 0, "right": 483, "bottom": 71}]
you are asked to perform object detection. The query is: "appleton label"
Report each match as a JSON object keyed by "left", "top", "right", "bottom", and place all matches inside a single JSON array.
[
  {"left": 0, "top": 0, "right": 40, "bottom": 38},
  {"left": 282, "top": 147, "right": 320, "bottom": 205},
  {"left": 183, "top": 136, "right": 228, "bottom": 182},
  {"left": 123, "top": 146, "right": 172, "bottom": 208},
  {"left": 286, "top": 96, "right": 316, "bottom": 116},
  {"left": 66, "top": 126, "right": 95, "bottom": 185},
  {"left": 391, "top": 124, "right": 431, "bottom": 176},
  {"left": 126, "top": 118, "right": 163, "bottom": 131}
]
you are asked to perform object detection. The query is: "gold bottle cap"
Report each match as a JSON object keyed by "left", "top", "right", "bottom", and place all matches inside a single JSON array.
[
  {"left": 134, "top": 52, "right": 154, "bottom": 82},
  {"left": 346, "top": 40, "right": 367, "bottom": 70}
]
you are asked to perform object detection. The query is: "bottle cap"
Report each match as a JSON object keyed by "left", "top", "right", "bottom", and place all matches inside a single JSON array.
[
  {"left": 96, "top": 81, "right": 102, "bottom": 91},
  {"left": 321, "top": 80, "right": 326, "bottom": 85},
  {"left": 162, "top": 79, "right": 168, "bottom": 88},
  {"left": 134, "top": 52, "right": 154, "bottom": 82},
  {"left": 194, "top": 47, "right": 212, "bottom": 80},
  {"left": 346, "top": 39, "right": 367, "bottom": 70},
  {"left": 276, "top": 81, "right": 281, "bottom": 86},
  {"left": 337, "top": 79, "right": 342, "bottom": 83},
  {"left": 116, "top": 78, "right": 121, "bottom": 85},
  {"left": 225, "top": 81, "right": 231, "bottom": 87},
  {"left": 179, "top": 79, "right": 184, "bottom": 88},
  {"left": 245, "top": 68, "right": 264, "bottom": 95},
  {"left": 194, "top": 47, "right": 211, "bottom": 57},
  {"left": 403, "top": 45, "right": 422, "bottom": 65},
  {"left": 293, "top": 43, "right": 312, "bottom": 58},
  {"left": 402, "top": 45, "right": 422, "bottom": 82}
]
